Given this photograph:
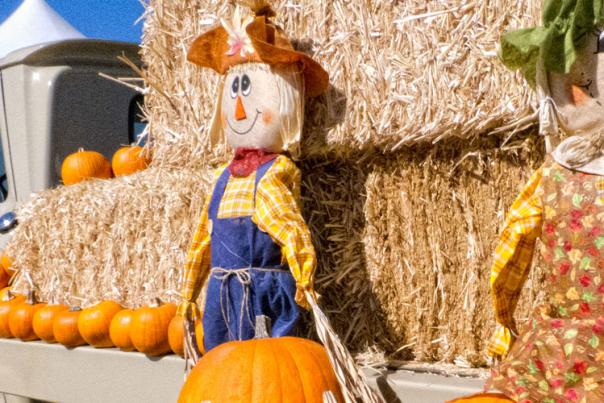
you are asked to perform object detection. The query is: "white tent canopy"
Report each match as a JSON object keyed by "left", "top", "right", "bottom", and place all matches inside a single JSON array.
[{"left": 0, "top": 0, "right": 85, "bottom": 59}]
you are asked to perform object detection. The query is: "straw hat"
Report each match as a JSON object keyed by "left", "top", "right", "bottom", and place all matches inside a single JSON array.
[{"left": 187, "top": 0, "right": 329, "bottom": 97}]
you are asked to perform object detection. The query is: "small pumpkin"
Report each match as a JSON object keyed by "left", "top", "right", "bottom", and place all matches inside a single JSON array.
[
  {"left": 0, "top": 268, "right": 8, "bottom": 290},
  {"left": 195, "top": 320, "right": 205, "bottom": 355},
  {"left": 0, "top": 291, "right": 24, "bottom": 338},
  {"left": 78, "top": 300, "right": 122, "bottom": 347},
  {"left": 1, "top": 254, "right": 15, "bottom": 278},
  {"left": 61, "top": 149, "right": 113, "bottom": 185},
  {"left": 53, "top": 307, "right": 86, "bottom": 347},
  {"left": 8, "top": 291, "right": 45, "bottom": 341},
  {"left": 446, "top": 393, "right": 515, "bottom": 402},
  {"left": 109, "top": 309, "right": 135, "bottom": 351},
  {"left": 0, "top": 287, "right": 11, "bottom": 301},
  {"left": 168, "top": 315, "right": 185, "bottom": 357},
  {"left": 111, "top": 146, "right": 149, "bottom": 176},
  {"left": 130, "top": 301, "right": 176, "bottom": 356},
  {"left": 177, "top": 316, "right": 344, "bottom": 403},
  {"left": 33, "top": 304, "right": 68, "bottom": 343}
]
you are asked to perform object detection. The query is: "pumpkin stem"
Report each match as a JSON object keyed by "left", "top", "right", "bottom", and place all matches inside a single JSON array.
[
  {"left": 26, "top": 290, "right": 36, "bottom": 305},
  {"left": 254, "top": 315, "right": 271, "bottom": 339},
  {"left": 151, "top": 297, "right": 162, "bottom": 308}
]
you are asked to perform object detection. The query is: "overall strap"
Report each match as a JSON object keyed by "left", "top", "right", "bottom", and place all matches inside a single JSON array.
[
  {"left": 208, "top": 167, "right": 232, "bottom": 220},
  {"left": 253, "top": 158, "right": 277, "bottom": 206}
]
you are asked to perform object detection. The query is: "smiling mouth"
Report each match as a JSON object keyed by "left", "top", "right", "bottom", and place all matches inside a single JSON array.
[
  {"left": 226, "top": 110, "right": 262, "bottom": 135},
  {"left": 575, "top": 79, "right": 593, "bottom": 92}
]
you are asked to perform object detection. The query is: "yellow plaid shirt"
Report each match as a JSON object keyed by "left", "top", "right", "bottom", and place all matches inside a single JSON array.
[
  {"left": 488, "top": 167, "right": 544, "bottom": 357},
  {"left": 178, "top": 155, "right": 316, "bottom": 318}
]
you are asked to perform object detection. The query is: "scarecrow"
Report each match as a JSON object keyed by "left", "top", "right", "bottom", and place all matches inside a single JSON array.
[
  {"left": 176, "top": 0, "right": 329, "bottom": 354},
  {"left": 450, "top": 0, "right": 604, "bottom": 402}
]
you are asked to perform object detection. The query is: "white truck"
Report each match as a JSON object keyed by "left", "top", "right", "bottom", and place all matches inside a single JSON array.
[{"left": 0, "top": 39, "right": 144, "bottom": 246}]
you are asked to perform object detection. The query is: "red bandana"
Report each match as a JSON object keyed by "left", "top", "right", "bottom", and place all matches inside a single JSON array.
[{"left": 228, "top": 148, "right": 279, "bottom": 178}]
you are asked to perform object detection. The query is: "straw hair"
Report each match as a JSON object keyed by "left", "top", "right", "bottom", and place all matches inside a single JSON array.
[
  {"left": 235, "top": 0, "right": 276, "bottom": 17},
  {"left": 208, "top": 62, "right": 305, "bottom": 159},
  {"left": 306, "top": 291, "right": 385, "bottom": 403},
  {"left": 556, "top": 132, "right": 604, "bottom": 168}
]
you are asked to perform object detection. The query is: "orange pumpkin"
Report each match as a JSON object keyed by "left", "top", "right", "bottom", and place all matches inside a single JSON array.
[
  {"left": 168, "top": 316, "right": 205, "bottom": 357},
  {"left": 0, "top": 268, "right": 8, "bottom": 290},
  {"left": 0, "top": 287, "right": 11, "bottom": 301},
  {"left": 130, "top": 302, "right": 176, "bottom": 356},
  {"left": 1, "top": 254, "right": 15, "bottom": 278},
  {"left": 178, "top": 335, "right": 344, "bottom": 403},
  {"left": 168, "top": 315, "right": 185, "bottom": 357},
  {"left": 195, "top": 320, "right": 205, "bottom": 355},
  {"left": 33, "top": 304, "right": 68, "bottom": 343},
  {"left": 61, "top": 149, "right": 113, "bottom": 185},
  {"left": 446, "top": 393, "right": 515, "bottom": 402},
  {"left": 111, "top": 146, "right": 149, "bottom": 176},
  {"left": 78, "top": 300, "right": 122, "bottom": 347},
  {"left": 8, "top": 291, "right": 45, "bottom": 341},
  {"left": 53, "top": 307, "right": 87, "bottom": 347},
  {"left": 109, "top": 309, "right": 135, "bottom": 351},
  {"left": 0, "top": 291, "right": 24, "bottom": 338}
]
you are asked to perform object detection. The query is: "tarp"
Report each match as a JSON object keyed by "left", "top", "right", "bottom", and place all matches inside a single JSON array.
[{"left": 0, "top": 0, "right": 85, "bottom": 59}]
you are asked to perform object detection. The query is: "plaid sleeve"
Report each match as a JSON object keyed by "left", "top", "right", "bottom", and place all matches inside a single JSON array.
[
  {"left": 177, "top": 167, "right": 224, "bottom": 319},
  {"left": 487, "top": 167, "right": 544, "bottom": 357},
  {"left": 254, "top": 155, "right": 316, "bottom": 309}
]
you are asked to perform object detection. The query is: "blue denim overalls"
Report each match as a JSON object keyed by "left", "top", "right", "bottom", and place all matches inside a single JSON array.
[{"left": 202, "top": 158, "right": 300, "bottom": 352}]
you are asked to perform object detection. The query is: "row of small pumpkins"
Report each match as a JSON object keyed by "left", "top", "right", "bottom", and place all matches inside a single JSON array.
[
  {"left": 61, "top": 145, "right": 149, "bottom": 185},
  {"left": 0, "top": 289, "right": 202, "bottom": 357},
  {"left": 2, "top": 260, "right": 344, "bottom": 402}
]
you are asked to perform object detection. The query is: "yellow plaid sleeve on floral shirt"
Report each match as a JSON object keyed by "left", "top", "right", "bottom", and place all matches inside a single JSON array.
[{"left": 488, "top": 167, "right": 544, "bottom": 357}]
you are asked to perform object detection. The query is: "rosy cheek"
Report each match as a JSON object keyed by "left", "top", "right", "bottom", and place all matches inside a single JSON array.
[{"left": 262, "top": 110, "right": 273, "bottom": 125}]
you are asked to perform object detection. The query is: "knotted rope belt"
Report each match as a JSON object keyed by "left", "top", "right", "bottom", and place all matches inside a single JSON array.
[{"left": 211, "top": 266, "right": 288, "bottom": 340}]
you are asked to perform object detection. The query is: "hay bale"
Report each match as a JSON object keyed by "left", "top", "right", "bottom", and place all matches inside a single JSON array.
[
  {"left": 360, "top": 135, "right": 547, "bottom": 364},
  {"left": 282, "top": 133, "right": 548, "bottom": 365},
  {"left": 8, "top": 167, "right": 209, "bottom": 307},
  {"left": 142, "top": 0, "right": 540, "bottom": 166}
]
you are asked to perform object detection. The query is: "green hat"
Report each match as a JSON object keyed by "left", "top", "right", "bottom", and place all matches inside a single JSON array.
[{"left": 500, "top": 0, "right": 604, "bottom": 86}]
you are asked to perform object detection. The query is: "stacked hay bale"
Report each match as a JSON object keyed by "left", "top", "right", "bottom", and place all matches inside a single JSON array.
[{"left": 8, "top": 0, "right": 547, "bottom": 365}]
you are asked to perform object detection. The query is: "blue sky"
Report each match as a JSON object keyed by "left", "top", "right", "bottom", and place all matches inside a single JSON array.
[{"left": 0, "top": 0, "right": 144, "bottom": 43}]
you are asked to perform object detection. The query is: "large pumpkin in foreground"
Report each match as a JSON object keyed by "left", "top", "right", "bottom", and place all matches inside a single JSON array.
[
  {"left": 178, "top": 336, "right": 343, "bottom": 403},
  {"left": 61, "top": 149, "right": 113, "bottom": 185}
]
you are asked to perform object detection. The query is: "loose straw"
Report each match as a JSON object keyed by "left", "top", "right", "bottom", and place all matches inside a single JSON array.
[{"left": 306, "top": 291, "right": 386, "bottom": 403}]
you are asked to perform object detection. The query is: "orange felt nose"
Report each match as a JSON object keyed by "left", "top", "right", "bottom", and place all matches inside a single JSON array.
[
  {"left": 235, "top": 96, "right": 247, "bottom": 121},
  {"left": 570, "top": 84, "right": 588, "bottom": 105}
]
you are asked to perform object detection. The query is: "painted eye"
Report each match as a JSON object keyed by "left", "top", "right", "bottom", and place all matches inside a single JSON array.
[
  {"left": 241, "top": 74, "right": 251, "bottom": 96},
  {"left": 230, "top": 76, "right": 239, "bottom": 98}
]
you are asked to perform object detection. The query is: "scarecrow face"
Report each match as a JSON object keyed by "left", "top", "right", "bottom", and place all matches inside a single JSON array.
[
  {"left": 549, "top": 30, "right": 604, "bottom": 135},
  {"left": 221, "top": 64, "right": 283, "bottom": 152}
]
